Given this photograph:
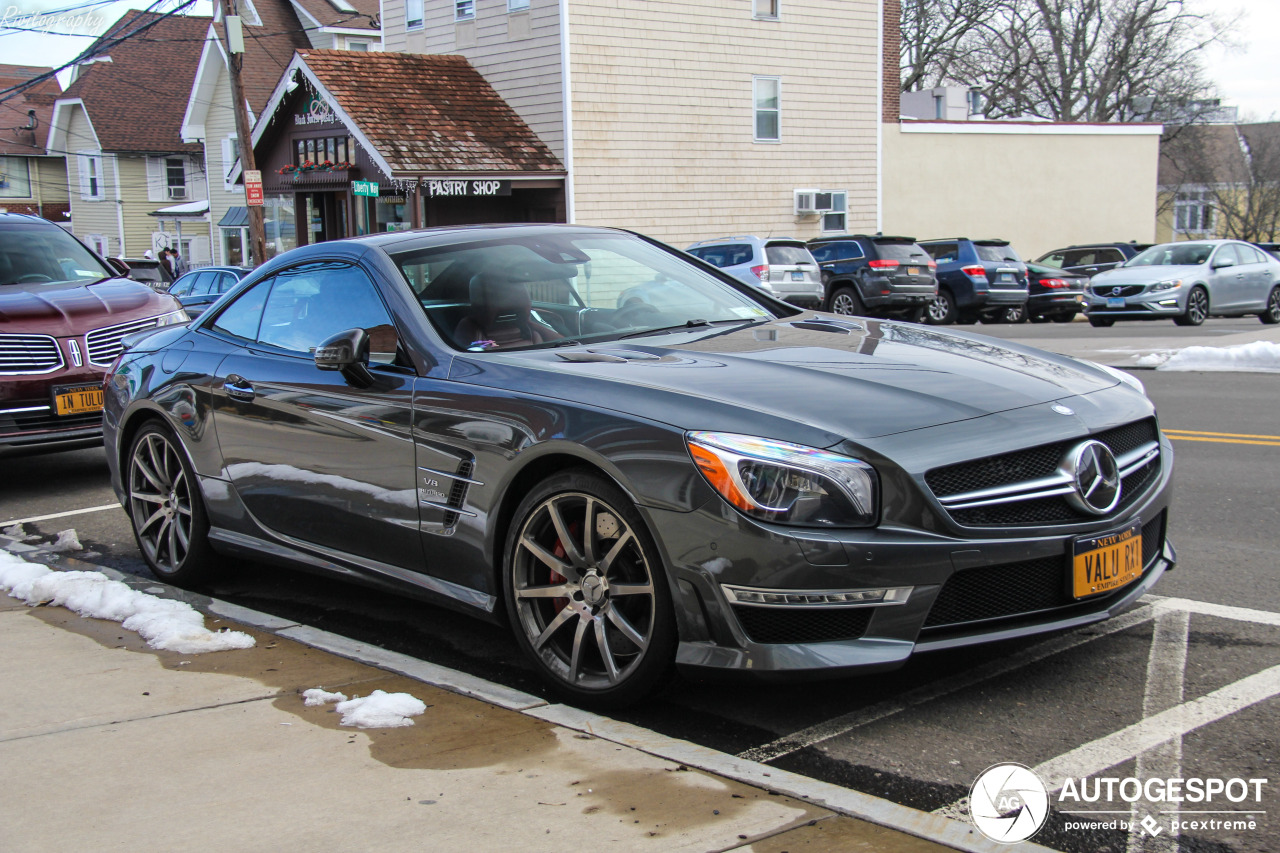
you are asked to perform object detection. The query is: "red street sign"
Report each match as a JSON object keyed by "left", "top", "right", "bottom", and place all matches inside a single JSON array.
[{"left": 245, "top": 170, "right": 264, "bottom": 206}]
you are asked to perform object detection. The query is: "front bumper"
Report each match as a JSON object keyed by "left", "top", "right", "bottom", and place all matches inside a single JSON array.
[
  {"left": 1085, "top": 291, "right": 1184, "bottom": 318},
  {"left": 659, "top": 428, "right": 1175, "bottom": 678},
  {"left": 1, "top": 365, "right": 107, "bottom": 450}
]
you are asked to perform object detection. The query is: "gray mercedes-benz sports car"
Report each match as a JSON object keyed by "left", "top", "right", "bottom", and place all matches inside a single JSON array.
[{"left": 104, "top": 224, "right": 1175, "bottom": 706}]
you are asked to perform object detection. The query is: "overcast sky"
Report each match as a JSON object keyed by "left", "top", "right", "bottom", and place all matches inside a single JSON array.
[{"left": 2, "top": 0, "right": 1278, "bottom": 120}]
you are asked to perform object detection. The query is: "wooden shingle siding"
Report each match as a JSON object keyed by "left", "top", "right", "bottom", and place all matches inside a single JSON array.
[
  {"left": 567, "top": 0, "right": 878, "bottom": 244},
  {"left": 385, "top": 0, "right": 566, "bottom": 160}
]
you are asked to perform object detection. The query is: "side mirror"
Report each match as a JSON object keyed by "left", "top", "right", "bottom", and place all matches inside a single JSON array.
[
  {"left": 314, "top": 327, "right": 375, "bottom": 387},
  {"left": 107, "top": 257, "right": 131, "bottom": 277},
  {"left": 1212, "top": 256, "right": 1236, "bottom": 269}
]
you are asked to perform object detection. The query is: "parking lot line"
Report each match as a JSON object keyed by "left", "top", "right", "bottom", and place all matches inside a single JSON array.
[
  {"left": 738, "top": 604, "right": 1159, "bottom": 764},
  {"left": 2, "top": 504, "right": 122, "bottom": 528},
  {"left": 1128, "top": 608, "right": 1189, "bottom": 853}
]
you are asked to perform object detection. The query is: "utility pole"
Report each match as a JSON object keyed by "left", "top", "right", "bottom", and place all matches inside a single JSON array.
[{"left": 220, "top": 0, "right": 266, "bottom": 267}]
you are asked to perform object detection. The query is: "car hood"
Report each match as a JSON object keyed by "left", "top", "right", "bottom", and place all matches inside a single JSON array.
[
  {"left": 0, "top": 277, "right": 177, "bottom": 336},
  {"left": 1091, "top": 265, "right": 1201, "bottom": 286},
  {"left": 454, "top": 315, "right": 1121, "bottom": 442}
]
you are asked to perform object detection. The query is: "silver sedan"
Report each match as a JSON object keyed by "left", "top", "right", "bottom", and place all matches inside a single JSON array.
[{"left": 1084, "top": 240, "right": 1280, "bottom": 327}]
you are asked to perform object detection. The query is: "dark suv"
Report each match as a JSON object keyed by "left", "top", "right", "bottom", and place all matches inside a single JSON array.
[
  {"left": 1033, "top": 242, "right": 1151, "bottom": 278},
  {"left": 806, "top": 235, "right": 937, "bottom": 319},
  {"left": 918, "top": 238, "right": 1029, "bottom": 324}
]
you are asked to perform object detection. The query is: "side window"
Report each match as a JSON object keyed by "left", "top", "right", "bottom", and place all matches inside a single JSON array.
[
  {"left": 210, "top": 276, "right": 272, "bottom": 342},
  {"left": 1214, "top": 244, "right": 1241, "bottom": 266},
  {"left": 1239, "top": 244, "right": 1265, "bottom": 264},
  {"left": 218, "top": 273, "right": 239, "bottom": 293},
  {"left": 1038, "top": 252, "right": 1066, "bottom": 268},
  {"left": 1061, "top": 250, "right": 1094, "bottom": 268},
  {"left": 1096, "top": 249, "right": 1125, "bottom": 265},
  {"left": 191, "top": 272, "right": 219, "bottom": 295},
  {"left": 809, "top": 244, "right": 833, "bottom": 263},
  {"left": 924, "top": 243, "right": 959, "bottom": 263},
  {"left": 257, "top": 262, "right": 398, "bottom": 362},
  {"left": 169, "top": 273, "right": 197, "bottom": 296}
]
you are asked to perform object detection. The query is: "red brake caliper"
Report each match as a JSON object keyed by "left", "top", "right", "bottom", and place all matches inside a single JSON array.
[{"left": 548, "top": 522, "right": 579, "bottom": 614}]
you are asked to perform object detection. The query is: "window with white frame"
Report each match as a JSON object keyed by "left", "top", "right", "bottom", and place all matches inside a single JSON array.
[
  {"left": 1174, "top": 189, "right": 1215, "bottom": 234},
  {"left": 754, "top": 76, "right": 780, "bottom": 142},
  {"left": 86, "top": 234, "right": 108, "bottom": 256},
  {"left": 345, "top": 38, "right": 370, "bottom": 50},
  {"left": 795, "top": 188, "right": 847, "bottom": 231},
  {"left": 78, "top": 151, "right": 103, "bottom": 200},
  {"left": 0, "top": 156, "right": 32, "bottom": 198},
  {"left": 456, "top": 0, "right": 475, "bottom": 20},
  {"left": 508, "top": 0, "right": 530, "bottom": 10},
  {"left": 406, "top": 0, "right": 423, "bottom": 29},
  {"left": 166, "top": 158, "right": 186, "bottom": 198},
  {"left": 221, "top": 135, "right": 240, "bottom": 190},
  {"left": 753, "top": 0, "right": 778, "bottom": 19}
]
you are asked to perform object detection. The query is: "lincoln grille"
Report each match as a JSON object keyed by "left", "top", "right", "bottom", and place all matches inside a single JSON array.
[
  {"left": 733, "top": 605, "right": 873, "bottom": 645},
  {"left": 0, "top": 334, "right": 63, "bottom": 374},
  {"left": 86, "top": 317, "right": 161, "bottom": 366},
  {"left": 923, "top": 511, "right": 1166, "bottom": 630}
]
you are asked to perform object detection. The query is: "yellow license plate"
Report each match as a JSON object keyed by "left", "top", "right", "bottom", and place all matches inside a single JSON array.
[
  {"left": 1072, "top": 521, "right": 1142, "bottom": 599},
  {"left": 908, "top": 267, "right": 920, "bottom": 275},
  {"left": 54, "top": 384, "right": 104, "bottom": 416}
]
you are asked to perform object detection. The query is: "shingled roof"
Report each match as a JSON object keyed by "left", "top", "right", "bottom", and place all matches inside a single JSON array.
[
  {"left": 296, "top": 50, "right": 563, "bottom": 175},
  {"left": 0, "top": 65, "right": 61, "bottom": 156},
  {"left": 62, "top": 10, "right": 210, "bottom": 153},
  {"left": 290, "top": 0, "right": 380, "bottom": 31},
  {"left": 223, "top": 0, "right": 314, "bottom": 115}
]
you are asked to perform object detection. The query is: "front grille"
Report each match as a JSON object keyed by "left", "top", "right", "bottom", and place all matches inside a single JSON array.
[
  {"left": 923, "top": 511, "right": 1167, "bottom": 630},
  {"left": 85, "top": 317, "right": 161, "bottom": 366},
  {"left": 0, "top": 402, "right": 102, "bottom": 437},
  {"left": 927, "top": 419, "right": 1160, "bottom": 527},
  {"left": 0, "top": 333, "right": 63, "bottom": 375},
  {"left": 733, "top": 605, "right": 873, "bottom": 645},
  {"left": 1092, "top": 284, "right": 1146, "bottom": 297}
]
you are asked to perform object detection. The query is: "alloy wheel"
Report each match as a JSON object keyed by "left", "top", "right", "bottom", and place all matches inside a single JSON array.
[
  {"left": 128, "top": 431, "right": 194, "bottom": 575},
  {"left": 1263, "top": 288, "right": 1280, "bottom": 324},
  {"left": 1186, "top": 288, "right": 1208, "bottom": 325},
  {"left": 511, "top": 492, "right": 657, "bottom": 691},
  {"left": 831, "top": 292, "right": 858, "bottom": 315}
]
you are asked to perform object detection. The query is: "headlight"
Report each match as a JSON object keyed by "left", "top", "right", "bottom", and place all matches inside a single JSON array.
[
  {"left": 686, "top": 431, "right": 878, "bottom": 527},
  {"left": 154, "top": 309, "right": 190, "bottom": 326},
  {"left": 1090, "top": 361, "right": 1146, "bottom": 396},
  {"left": 1151, "top": 279, "right": 1182, "bottom": 292}
]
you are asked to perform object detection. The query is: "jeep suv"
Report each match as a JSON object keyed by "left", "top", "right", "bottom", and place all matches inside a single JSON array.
[
  {"left": 685, "top": 236, "right": 823, "bottom": 307},
  {"left": 918, "top": 238, "right": 1029, "bottom": 324},
  {"left": 1033, "top": 242, "right": 1151, "bottom": 278},
  {"left": 806, "top": 234, "right": 937, "bottom": 319}
]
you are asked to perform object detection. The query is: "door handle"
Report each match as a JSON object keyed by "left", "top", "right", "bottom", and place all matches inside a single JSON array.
[{"left": 224, "top": 374, "right": 255, "bottom": 402}]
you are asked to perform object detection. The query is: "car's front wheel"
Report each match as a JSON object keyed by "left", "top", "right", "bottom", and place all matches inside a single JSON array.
[
  {"left": 126, "top": 421, "right": 217, "bottom": 586},
  {"left": 1088, "top": 316, "right": 1115, "bottom": 328},
  {"left": 504, "top": 471, "right": 676, "bottom": 707},
  {"left": 1174, "top": 285, "right": 1209, "bottom": 326},
  {"left": 1259, "top": 287, "right": 1280, "bottom": 324},
  {"left": 1001, "top": 304, "right": 1028, "bottom": 323},
  {"left": 924, "top": 289, "right": 956, "bottom": 324}
]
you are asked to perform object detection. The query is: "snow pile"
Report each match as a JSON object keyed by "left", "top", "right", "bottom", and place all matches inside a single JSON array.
[
  {"left": 49, "top": 529, "right": 82, "bottom": 552},
  {"left": 0, "top": 551, "right": 254, "bottom": 654},
  {"left": 1135, "top": 352, "right": 1171, "bottom": 367},
  {"left": 302, "top": 688, "right": 348, "bottom": 707},
  {"left": 305, "top": 687, "right": 426, "bottom": 728},
  {"left": 1157, "top": 340, "right": 1280, "bottom": 373},
  {"left": 2, "top": 523, "right": 36, "bottom": 542}
]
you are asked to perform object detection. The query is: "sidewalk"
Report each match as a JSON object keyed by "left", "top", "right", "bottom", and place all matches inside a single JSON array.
[{"left": 0, "top": 571, "right": 953, "bottom": 853}]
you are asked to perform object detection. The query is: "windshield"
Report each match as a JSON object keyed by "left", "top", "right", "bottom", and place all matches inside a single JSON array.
[
  {"left": 1125, "top": 243, "right": 1214, "bottom": 267},
  {"left": 392, "top": 232, "right": 776, "bottom": 351},
  {"left": 0, "top": 223, "right": 114, "bottom": 286}
]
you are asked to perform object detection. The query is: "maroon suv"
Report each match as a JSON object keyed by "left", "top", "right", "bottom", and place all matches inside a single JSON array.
[{"left": 1, "top": 214, "right": 186, "bottom": 451}]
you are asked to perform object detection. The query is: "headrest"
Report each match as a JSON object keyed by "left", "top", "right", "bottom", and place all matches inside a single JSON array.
[{"left": 469, "top": 270, "right": 531, "bottom": 326}]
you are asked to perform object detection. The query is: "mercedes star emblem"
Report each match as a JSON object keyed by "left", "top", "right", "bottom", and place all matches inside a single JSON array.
[{"left": 1061, "top": 440, "right": 1122, "bottom": 515}]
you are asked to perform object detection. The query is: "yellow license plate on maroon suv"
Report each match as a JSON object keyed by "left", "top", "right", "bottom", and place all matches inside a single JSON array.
[
  {"left": 53, "top": 383, "right": 104, "bottom": 416},
  {"left": 1072, "top": 521, "right": 1142, "bottom": 599}
]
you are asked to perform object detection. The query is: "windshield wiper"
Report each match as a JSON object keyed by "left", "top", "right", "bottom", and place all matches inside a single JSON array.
[{"left": 617, "top": 318, "right": 761, "bottom": 340}]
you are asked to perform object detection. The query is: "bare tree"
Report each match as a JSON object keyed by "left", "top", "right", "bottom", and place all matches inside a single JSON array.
[
  {"left": 1159, "top": 122, "right": 1280, "bottom": 242},
  {"left": 899, "top": 0, "right": 1005, "bottom": 92},
  {"left": 932, "top": 0, "right": 1231, "bottom": 122}
]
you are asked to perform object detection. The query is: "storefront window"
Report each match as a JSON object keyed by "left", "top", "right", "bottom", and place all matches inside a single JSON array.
[
  {"left": 356, "top": 193, "right": 410, "bottom": 235},
  {"left": 263, "top": 195, "right": 297, "bottom": 260},
  {"left": 222, "top": 228, "right": 244, "bottom": 266}
]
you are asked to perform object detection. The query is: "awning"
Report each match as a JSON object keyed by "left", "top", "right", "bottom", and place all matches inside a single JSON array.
[
  {"left": 218, "top": 206, "right": 249, "bottom": 228},
  {"left": 149, "top": 199, "right": 209, "bottom": 218}
]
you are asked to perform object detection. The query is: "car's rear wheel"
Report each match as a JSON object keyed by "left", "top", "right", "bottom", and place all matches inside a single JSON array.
[
  {"left": 1088, "top": 316, "right": 1115, "bottom": 328},
  {"left": 1001, "top": 305, "right": 1028, "bottom": 323},
  {"left": 828, "top": 285, "right": 864, "bottom": 316},
  {"left": 126, "top": 422, "right": 217, "bottom": 586},
  {"left": 504, "top": 471, "right": 675, "bottom": 707},
  {"left": 1174, "top": 286, "right": 1208, "bottom": 326},
  {"left": 924, "top": 289, "right": 956, "bottom": 324},
  {"left": 1051, "top": 313, "right": 1078, "bottom": 323},
  {"left": 1259, "top": 287, "right": 1280, "bottom": 324}
]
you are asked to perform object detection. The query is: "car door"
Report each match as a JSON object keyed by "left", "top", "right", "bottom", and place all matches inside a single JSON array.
[
  {"left": 1208, "top": 244, "right": 1244, "bottom": 310},
  {"left": 1237, "top": 244, "right": 1272, "bottom": 309},
  {"left": 208, "top": 260, "right": 423, "bottom": 573}
]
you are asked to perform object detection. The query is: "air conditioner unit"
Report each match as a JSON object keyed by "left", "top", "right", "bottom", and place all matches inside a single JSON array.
[
  {"left": 794, "top": 189, "right": 819, "bottom": 215},
  {"left": 167, "top": 186, "right": 188, "bottom": 200}
]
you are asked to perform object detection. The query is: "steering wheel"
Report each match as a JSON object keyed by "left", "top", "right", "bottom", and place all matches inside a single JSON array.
[
  {"left": 612, "top": 301, "right": 663, "bottom": 328},
  {"left": 16, "top": 273, "right": 53, "bottom": 283}
]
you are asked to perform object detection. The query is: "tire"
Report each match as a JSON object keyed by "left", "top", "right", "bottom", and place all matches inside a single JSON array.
[
  {"left": 956, "top": 310, "right": 979, "bottom": 325},
  {"left": 1051, "top": 313, "right": 1077, "bottom": 323},
  {"left": 1174, "top": 286, "right": 1208, "bottom": 326},
  {"left": 828, "top": 285, "right": 864, "bottom": 316},
  {"left": 1002, "top": 304, "right": 1028, "bottom": 324},
  {"left": 1088, "top": 316, "right": 1115, "bottom": 328},
  {"left": 126, "top": 421, "right": 217, "bottom": 586},
  {"left": 504, "top": 470, "right": 676, "bottom": 708},
  {"left": 924, "top": 289, "right": 956, "bottom": 325},
  {"left": 1029, "top": 314, "right": 1050, "bottom": 324},
  {"left": 1260, "top": 287, "right": 1280, "bottom": 324}
]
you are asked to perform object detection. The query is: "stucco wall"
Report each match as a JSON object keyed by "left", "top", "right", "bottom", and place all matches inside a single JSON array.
[
  {"left": 883, "top": 122, "right": 1161, "bottom": 259},
  {"left": 567, "top": 0, "right": 880, "bottom": 246}
]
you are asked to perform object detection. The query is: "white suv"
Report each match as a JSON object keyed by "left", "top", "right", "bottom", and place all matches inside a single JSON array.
[{"left": 686, "top": 236, "right": 824, "bottom": 307}]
